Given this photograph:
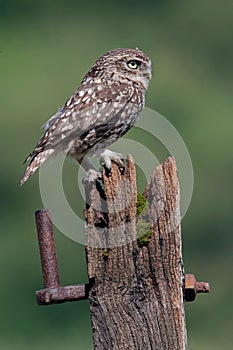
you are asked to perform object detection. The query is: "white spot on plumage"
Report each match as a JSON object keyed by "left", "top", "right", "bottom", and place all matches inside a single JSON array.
[
  {"left": 86, "top": 109, "right": 92, "bottom": 117},
  {"left": 82, "top": 95, "right": 88, "bottom": 102},
  {"left": 61, "top": 124, "right": 74, "bottom": 132},
  {"left": 89, "top": 129, "right": 95, "bottom": 135},
  {"left": 74, "top": 99, "right": 81, "bottom": 105},
  {"left": 66, "top": 97, "right": 73, "bottom": 107},
  {"left": 92, "top": 105, "right": 98, "bottom": 114},
  {"left": 84, "top": 97, "right": 91, "bottom": 104}
]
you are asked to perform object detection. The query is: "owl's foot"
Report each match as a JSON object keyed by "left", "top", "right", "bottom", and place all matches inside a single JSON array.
[
  {"left": 82, "top": 169, "right": 102, "bottom": 185},
  {"left": 99, "top": 150, "right": 124, "bottom": 169}
]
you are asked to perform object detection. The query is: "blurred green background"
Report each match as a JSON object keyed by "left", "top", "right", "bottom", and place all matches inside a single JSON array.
[{"left": 1, "top": 0, "right": 233, "bottom": 349}]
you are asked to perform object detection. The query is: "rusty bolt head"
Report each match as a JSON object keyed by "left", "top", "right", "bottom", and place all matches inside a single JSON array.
[{"left": 185, "top": 274, "right": 210, "bottom": 302}]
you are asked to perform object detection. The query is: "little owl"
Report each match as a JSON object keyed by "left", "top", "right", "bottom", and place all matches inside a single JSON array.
[{"left": 21, "top": 48, "right": 152, "bottom": 185}]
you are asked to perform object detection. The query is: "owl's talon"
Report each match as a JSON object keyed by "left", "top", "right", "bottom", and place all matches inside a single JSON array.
[
  {"left": 82, "top": 169, "right": 102, "bottom": 185},
  {"left": 99, "top": 150, "right": 124, "bottom": 169}
]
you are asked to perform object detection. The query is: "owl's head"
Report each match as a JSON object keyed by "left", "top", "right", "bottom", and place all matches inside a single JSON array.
[{"left": 90, "top": 48, "right": 152, "bottom": 89}]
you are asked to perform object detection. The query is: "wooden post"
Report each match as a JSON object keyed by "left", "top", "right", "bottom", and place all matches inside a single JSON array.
[{"left": 85, "top": 155, "right": 186, "bottom": 350}]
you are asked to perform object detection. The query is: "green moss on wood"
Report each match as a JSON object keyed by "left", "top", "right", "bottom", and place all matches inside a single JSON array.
[
  {"left": 137, "top": 230, "right": 152, "bottom": 246},
  {"left": 136, "top": 193, "right": 147, "bottom": 216},
  {"left": 136, "top": 192, "right": 152, "bottom": 246}
]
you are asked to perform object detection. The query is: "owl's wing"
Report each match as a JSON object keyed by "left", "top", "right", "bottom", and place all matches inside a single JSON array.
[
  {"left": 35, "top": 81, "right": 135, "bottom": 152},
  {"left": 42, "top": 107, "right": 65, "bottom": 131},
  {"left": 24, "top": 81, "right": 135, "bottom": 166}
]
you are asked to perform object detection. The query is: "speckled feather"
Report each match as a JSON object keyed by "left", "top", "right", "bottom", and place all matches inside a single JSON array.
[{"left": 21, "top": 48, "right": 152, "bottom": 185}]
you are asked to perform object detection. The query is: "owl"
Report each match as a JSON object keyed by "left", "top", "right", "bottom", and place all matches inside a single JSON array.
[{"left": 21, "top": 48, "right": 152, "bottom": 185}]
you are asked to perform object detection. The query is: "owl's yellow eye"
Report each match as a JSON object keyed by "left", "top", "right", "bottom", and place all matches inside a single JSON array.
[{"left": 127, "top": 60, "right": 140, "bottom": 69}]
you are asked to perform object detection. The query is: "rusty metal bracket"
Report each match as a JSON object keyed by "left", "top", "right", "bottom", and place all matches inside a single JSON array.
[
  {"left": 35, "top": 209, "right": 89, "bottom": 305},
  {"left": 184, "top": 273, "right": 210, "bottom": 302},
  {"left": 35, "top": 209, "right": 210, "bottom": 305}
]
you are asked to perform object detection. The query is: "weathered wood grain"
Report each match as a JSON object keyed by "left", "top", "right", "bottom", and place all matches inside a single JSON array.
[{"left": 85, "top": 156, "right": 186, "bottom": 350}]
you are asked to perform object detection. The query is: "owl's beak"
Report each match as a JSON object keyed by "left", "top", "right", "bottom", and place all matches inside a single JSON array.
[{"left": 144, "top": 68, "right": 152, "bottom": 80}]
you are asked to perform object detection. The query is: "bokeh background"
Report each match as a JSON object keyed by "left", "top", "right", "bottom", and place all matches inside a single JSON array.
[{"left": 1, "top": 0, "right": 233, "bottom": 349}]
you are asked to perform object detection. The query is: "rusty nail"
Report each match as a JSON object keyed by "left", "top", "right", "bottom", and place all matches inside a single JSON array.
[
  {"left": 35, "top": 209, "right": 60, "bottom": 289},
  {"left": 184, "top": 274, "right": 210, "bottom": 302}
]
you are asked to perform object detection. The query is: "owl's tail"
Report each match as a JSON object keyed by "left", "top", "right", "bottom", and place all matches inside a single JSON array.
[{"left": 20, "top": 149, "right": 54, "bottom": 185}]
